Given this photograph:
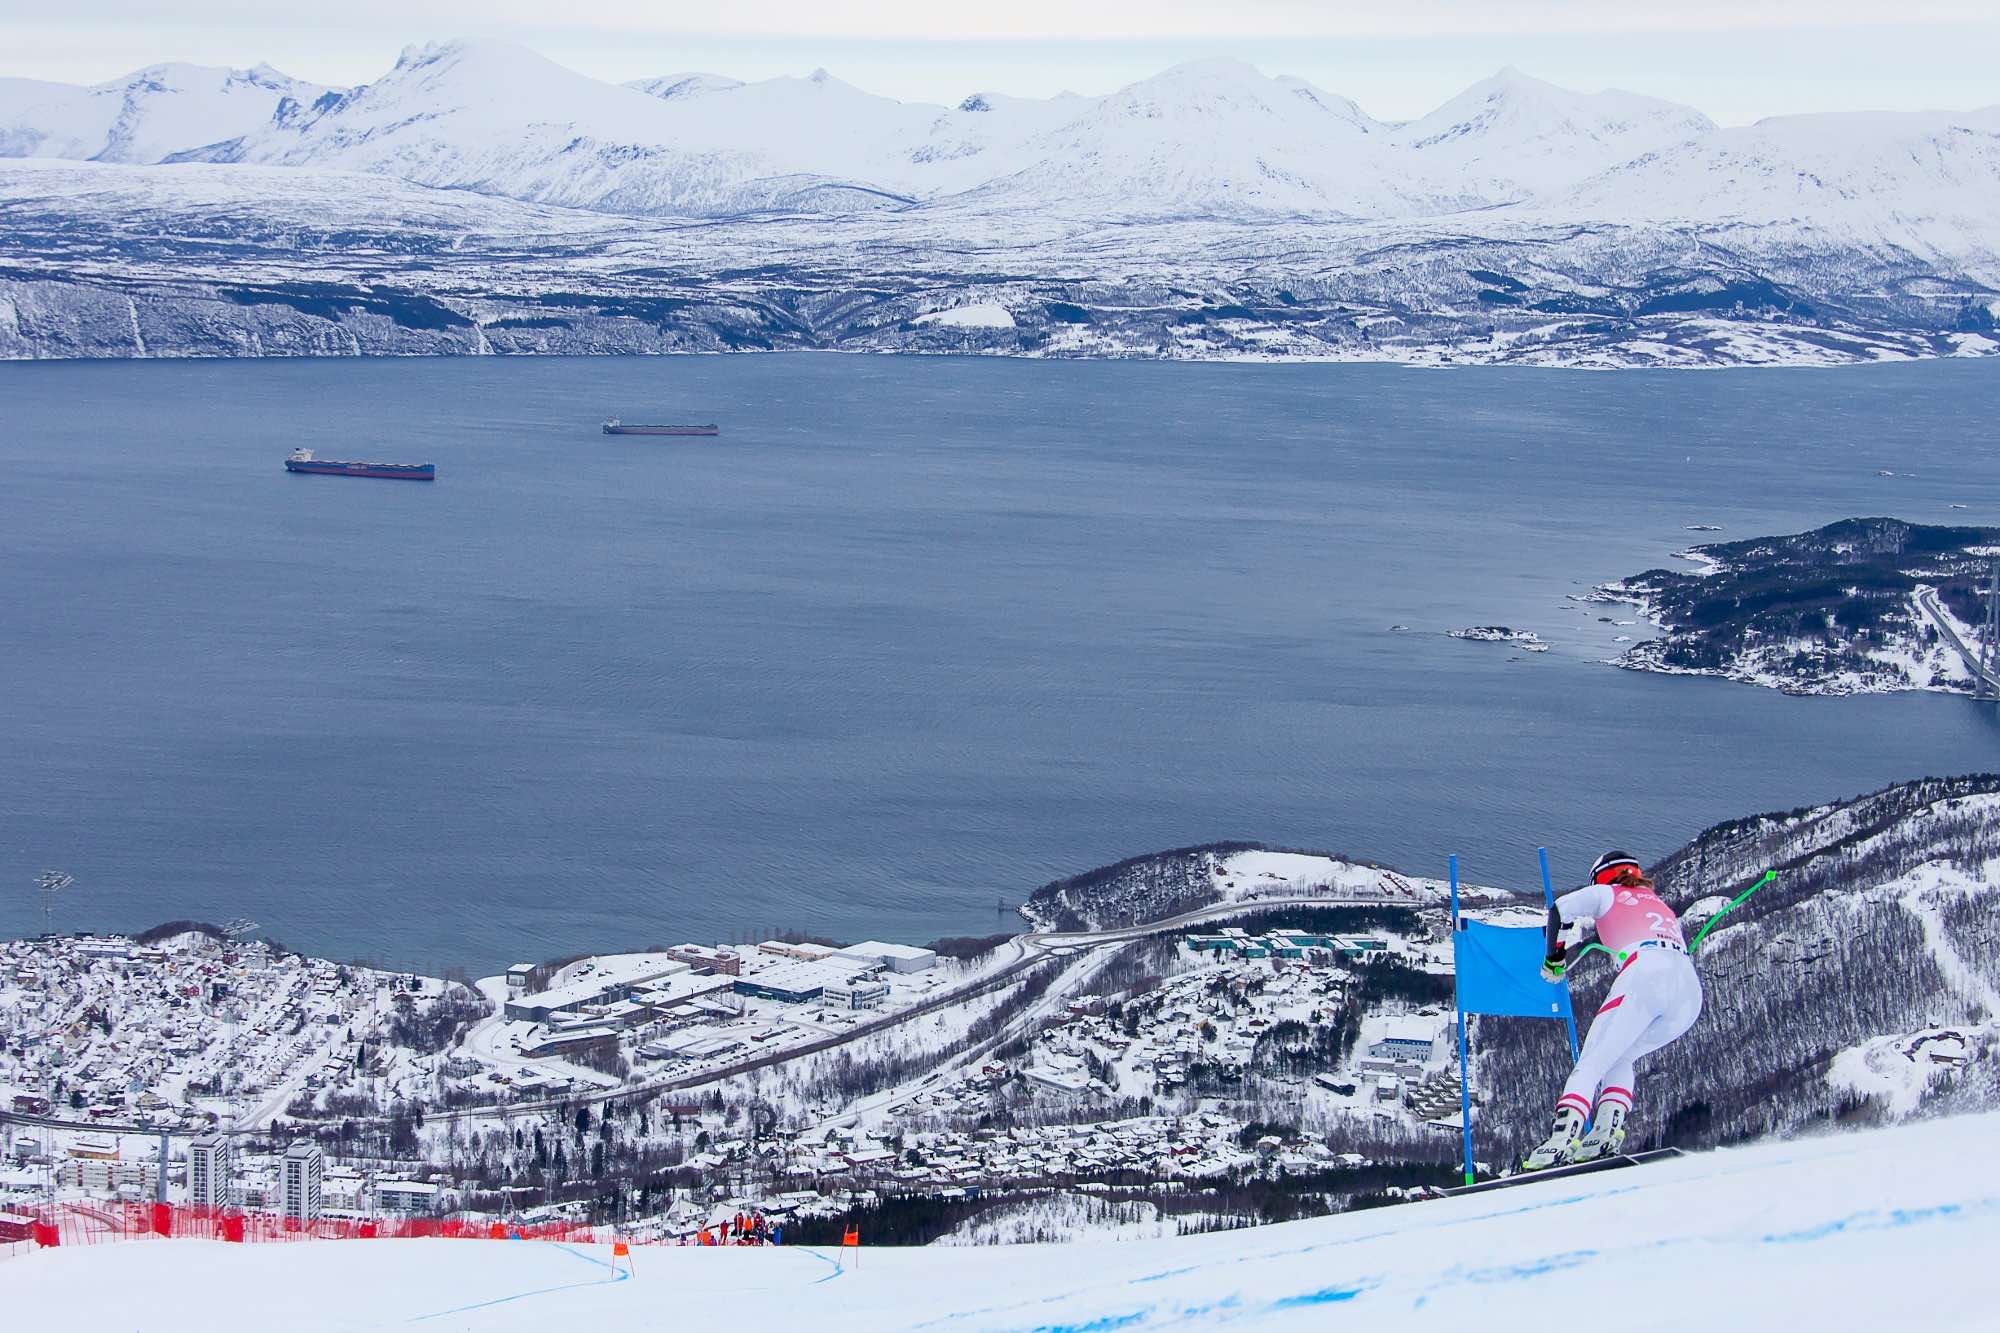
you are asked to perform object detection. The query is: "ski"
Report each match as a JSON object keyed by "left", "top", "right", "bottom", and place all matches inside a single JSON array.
[{"left": 1445, "top": 1147, "right": 1686, "bottom": 1196}]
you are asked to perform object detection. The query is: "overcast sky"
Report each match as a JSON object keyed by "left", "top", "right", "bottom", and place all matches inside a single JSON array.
[{"left": 3, "top": 1, "right": 1997, "bottom": 124}]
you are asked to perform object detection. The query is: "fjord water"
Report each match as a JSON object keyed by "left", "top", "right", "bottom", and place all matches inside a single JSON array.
[{"left": 4, "top": 355, "right": 1997, "bottom": 971}]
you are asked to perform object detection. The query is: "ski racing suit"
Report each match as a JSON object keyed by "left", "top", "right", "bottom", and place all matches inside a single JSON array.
[{"left": 1549, "top": 880, "right": 1703, "bottom": 1125}]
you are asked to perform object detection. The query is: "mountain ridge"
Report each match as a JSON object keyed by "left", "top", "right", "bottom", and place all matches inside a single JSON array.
[
  {"left": 2, "top": 38, "right": 1997, "bottom": 365},
  {"left": 5, "top": 38, "right": 1971, "bottom": 225}
]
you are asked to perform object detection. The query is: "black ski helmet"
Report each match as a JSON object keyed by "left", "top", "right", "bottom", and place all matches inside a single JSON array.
[{"left": 1590, "top": 850, "right": 1643, "bottom": 885}]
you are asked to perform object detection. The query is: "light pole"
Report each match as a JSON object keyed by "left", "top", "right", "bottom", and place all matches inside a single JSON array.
[{"left": 35, "top": 870, "right": 73, "bottom": 937}]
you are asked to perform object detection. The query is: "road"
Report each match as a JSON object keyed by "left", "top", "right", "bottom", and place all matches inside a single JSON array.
[
  {"left": 1, "top": 886, "right": 1435, "bottom": 1140},
  {"left": 1916, "top": 587, "right": 2000, "bottom": 694}
]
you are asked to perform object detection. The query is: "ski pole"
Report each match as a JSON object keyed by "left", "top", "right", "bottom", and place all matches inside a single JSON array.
[{"left": 1686, "top": 870, "right": 1776, "bottom": 955}]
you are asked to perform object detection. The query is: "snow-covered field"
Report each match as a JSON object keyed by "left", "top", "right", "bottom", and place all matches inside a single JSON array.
[{"left": 8, "top": 1111, "right": 1996, "bottom": 1331}]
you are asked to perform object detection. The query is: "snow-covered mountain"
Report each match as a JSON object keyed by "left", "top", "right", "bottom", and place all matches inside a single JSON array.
[
  {"left": 1563, "top": 105, "right": 2000, "bottom": 259},
  {"left": 1389, "top": 66, "right": 1714, "bottom": 203},
  {"left": 6, "top": 39, "right": 1972, "bottom": 228},
  {"left": 952, "top": 59, "right": 1414, "bottom": 218},
  {"left": 0, "top": 61, "right": 331, "bottom": 164},
  {"left": 2, "top": 38, "right": 1997, "bottom": 364},
  {"left": 623, "top": 72, "right": 744, "bottom": 102},
  {"left": 176, "top": 41, "right": 912, "bottom": 217}
]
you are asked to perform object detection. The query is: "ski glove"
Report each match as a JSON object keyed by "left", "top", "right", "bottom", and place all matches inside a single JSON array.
[{"left": 1539, "top": 955, "right": 1567, "bottom": 984}]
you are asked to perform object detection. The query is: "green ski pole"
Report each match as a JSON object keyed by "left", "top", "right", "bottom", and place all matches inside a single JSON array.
[{"left": 1687, "top": 870, "right": 1777, "bottom": 955}]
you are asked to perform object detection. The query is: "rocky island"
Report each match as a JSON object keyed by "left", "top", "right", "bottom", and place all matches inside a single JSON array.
[{"left": 1448, "top": 626, "right": 1551, "bottom": 652}]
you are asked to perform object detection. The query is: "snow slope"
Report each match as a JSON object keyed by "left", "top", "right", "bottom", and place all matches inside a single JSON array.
[
  {"left": 16, "top": 41, "right": 1978, "bottom": 235},
  {"left": 956, "top": 59, "right": 1408, "bottom": 219},
  {"left": 1563, "top": 105, "right": 2000, "bottom": 263},
  {"left": 0, "top": 62, "right": 330, "bottom": 164},
  {"left": 1390, "top": 67, "right": 1714, "bottom": 204},
  {"left": 7, "top": 1112, "right": 1996, "bottom": 1330},
  {"left": 186, "top": 41, "right": 913, "bottom": 217}
]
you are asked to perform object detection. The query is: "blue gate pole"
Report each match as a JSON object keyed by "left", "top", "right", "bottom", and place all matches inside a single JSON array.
[
  {"left": 1451, "top": 854, "right": 1475, "bottom": 1186},
  {"left": 1540, "top": 847, "right": 1580, "bottom": 1060}
]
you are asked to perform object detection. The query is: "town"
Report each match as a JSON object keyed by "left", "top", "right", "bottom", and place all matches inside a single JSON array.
[{"left": 1, "top": 851, "right": 1485, "bottom": 1246}]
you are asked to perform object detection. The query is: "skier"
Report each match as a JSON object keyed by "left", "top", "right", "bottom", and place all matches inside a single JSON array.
[{"left": 1524, "top": 851, "right": 1703, "bottom": 1171}]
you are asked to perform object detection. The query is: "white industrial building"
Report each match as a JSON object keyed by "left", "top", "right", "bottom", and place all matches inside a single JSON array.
[
  {"left": 733, "top": 959, "right": 850, "bottom": 1003},
  {"left": 824, "top": 977, "right": 890, "bottom": 1010},
  {"left": 374, "top": 1179, "right": 442, "bottom": 1214},
  {"left": 1355, "top": 1017, "right": 1445, "bottom": 1077},
  {"left": 835, "top": 941, "right": 937, "bottom": 974},
  {"left": 503, "top": 957, "right": 693, "bottom": 1022},
  {"left": 757, "top": 940, "right": 839, "bottom": 961}
]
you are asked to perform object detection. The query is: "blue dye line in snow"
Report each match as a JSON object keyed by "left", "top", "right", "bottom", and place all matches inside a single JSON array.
[
  {"left": 795, "top": 1246, "right": 847, "bottom": 1285},
  {"left": 1267, "top": 1283, "right": 1368, "bottom": 1309},
  {"left": 923, "top": 1137, "right": 1966, "bottom": 1333},
  {"left": 1023, "top": 1311, "right": 1153, "bottom": 1333},
  {"left": 1761, "top": 1197, "right": 1994, "bottom": 1244},
  {"left": 407, "top": 1242, "right": 629, "bottom": 1323},
  {"left": 1460, "top": 1249, "right": 1598, "bottom": 1284}
]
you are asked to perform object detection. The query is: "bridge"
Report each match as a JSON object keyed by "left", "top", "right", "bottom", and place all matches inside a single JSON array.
[{"left": 1914, "top": 565, "right": 2000, "bottom": 698}]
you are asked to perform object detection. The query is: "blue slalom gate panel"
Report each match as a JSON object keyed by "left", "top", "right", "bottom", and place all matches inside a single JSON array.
[{"left": 1454, "top": 919, "right": 1575, "bottom": 1021}]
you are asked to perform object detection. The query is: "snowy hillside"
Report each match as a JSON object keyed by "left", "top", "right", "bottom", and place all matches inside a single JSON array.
[
  {"left": 1021, "top": 843, "right": 1435, "bottom": 933},
  {"left": 1390, "top": 67, "right": 1714, "bottom": 204},
  {"left": 1484, "top": 775, "right": 2000, "bottom": 1161},
  {"left": 954, "top": 60, "right": 1412, "bottom": 219},
  {"left": 1564, "top": 104, "right": 2000, "bottom": 261},
  {"left": 3, "top": 154, "right": 1993, "bottom": 366},
  {"left": 8, "top": 1111, "right": 1997, "bottom": 1330},
  {"left": 0, "top": 62, "right": 330, "bottom": 164},
  {"left": 176, "top": 42, "right": 913, "bottom": 218}
]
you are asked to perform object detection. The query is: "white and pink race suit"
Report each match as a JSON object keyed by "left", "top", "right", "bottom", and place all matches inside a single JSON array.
[{"left": 1553, "top": 880, "right": 1703, "bottom": 1123}]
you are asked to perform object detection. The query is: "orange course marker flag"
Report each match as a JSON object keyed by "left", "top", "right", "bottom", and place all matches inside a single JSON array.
[
  {"left": 612, "top": 1241, "right": 630, "bottom": 1257},
  {"left": 841, "top": 1228, "right": 860, "bottom": 1247}
]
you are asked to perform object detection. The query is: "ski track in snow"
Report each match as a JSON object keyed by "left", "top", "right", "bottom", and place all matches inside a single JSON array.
[
  {"left": 1900, "top": 867, "right": 2000, "bottom": 1020},
  {"left": 1828, "top": 860, "right": 1998, "bottom": 1115},
  {"left": 408, "top": 1241, "right": 630, "bottom": 1322}
]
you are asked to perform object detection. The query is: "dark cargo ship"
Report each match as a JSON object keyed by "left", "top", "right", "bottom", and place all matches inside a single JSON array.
[
  {"left": 602, "top": 419, "right": 720, "bottom": 436},
  {"left": 285, "top": 448, "right": 435, "bottom": 481}
]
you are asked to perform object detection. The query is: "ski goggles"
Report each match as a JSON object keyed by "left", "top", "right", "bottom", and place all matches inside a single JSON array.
[{"left": 1593, "top": 861, "right": 1644, "bottom": 886}]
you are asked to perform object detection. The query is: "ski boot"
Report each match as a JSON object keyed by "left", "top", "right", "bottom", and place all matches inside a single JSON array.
[
  {"left": 1520, "top": 1103, "right": 1586, "bottom": 1172},
  {"left": 1571, "top": 1100, "right": 1628, "bottom": 1163}
]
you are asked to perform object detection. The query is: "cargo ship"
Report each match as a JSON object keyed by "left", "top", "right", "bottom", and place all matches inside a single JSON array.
[
  {"left": 285, "top": 448, "right": 435, "bottom": 481},
  {"left": 602, "top": 419, "right": 720, "bottom": 437}
]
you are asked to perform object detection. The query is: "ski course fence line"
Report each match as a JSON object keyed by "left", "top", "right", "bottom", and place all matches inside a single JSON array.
[{"left": 3, "top": 1201, "right": 811, "bottom": 1254}]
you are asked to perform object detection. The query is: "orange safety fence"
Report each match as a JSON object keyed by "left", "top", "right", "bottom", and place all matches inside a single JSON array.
[
  {"left": 8, "top": 1202, "right": 609, "bottom": 1249},
  {"left": 6, "top": 1202, "right": 804, "bottom": 1253}
]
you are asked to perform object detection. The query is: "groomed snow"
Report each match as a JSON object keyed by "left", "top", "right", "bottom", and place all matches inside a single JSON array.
[
  {"left": 915, "top": 303, "right": 1016, "bottom": 329},
  {"left": 10, "top": 1111, "right": 1996, "bottom": 1330}
]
